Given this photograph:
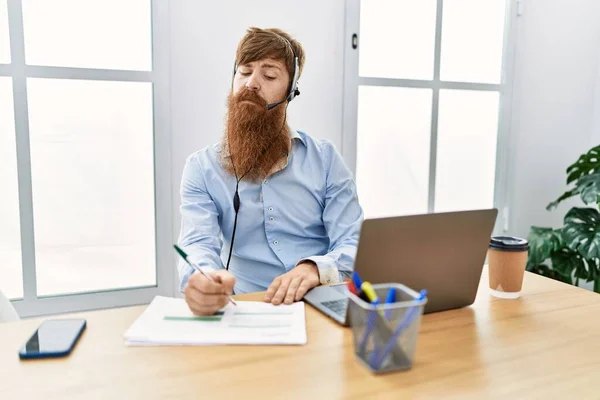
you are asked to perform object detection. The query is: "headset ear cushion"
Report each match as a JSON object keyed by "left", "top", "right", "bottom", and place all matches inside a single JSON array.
[{"left": 287, "top": 88, "right": 300, "bottom": 102}]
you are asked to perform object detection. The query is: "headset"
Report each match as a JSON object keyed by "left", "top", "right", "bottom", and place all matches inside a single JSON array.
[{"left": 225, "top": 34, "right": 300, "bottom": 271}]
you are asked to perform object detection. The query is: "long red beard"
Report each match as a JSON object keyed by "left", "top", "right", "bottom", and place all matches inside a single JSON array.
[{"left": 221, "top": 88, "right": 290, "bottom": 182}]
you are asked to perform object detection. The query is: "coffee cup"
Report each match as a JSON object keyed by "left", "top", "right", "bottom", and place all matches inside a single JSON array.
[{"left": 488, "top": 236, "right": 529, "bottom": 299}]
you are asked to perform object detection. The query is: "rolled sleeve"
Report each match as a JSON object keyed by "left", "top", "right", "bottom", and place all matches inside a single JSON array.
[{"left": 298, "top": 255, "right": 342, "bottom": 284}]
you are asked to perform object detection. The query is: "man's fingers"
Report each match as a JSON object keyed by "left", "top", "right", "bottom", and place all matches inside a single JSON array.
[
  {"left": 185, "top": 293, "right": 208, "bottom": 314},
  {"left": 184, "top": 286, "right": 225, "bottom": 315},
  {"left": 295, "top": 281, "right": 314, "bottom": 301},
  {"left": 189, "top": 302, "right": 222, "bottom": 316},
  {"left": 186, "top": 287, "right": 229, "bottom": 307},
  {"left": 284, "top": 277, "right": 302, "bottom": 305},
  {"left": 264, "top": 278, "right": 281, "bottom": 302},
  {"left": 189, "top": 272, "right": 226, "bottom": 294},
  {"left": 212, "top": 270, "right": 236, "bottom": 295},
  {"left": 271, "top": 278, "right": 291, "bottom": 305},
  {"left": 185, "top": 280, "right": 230, "bottom": 309}
]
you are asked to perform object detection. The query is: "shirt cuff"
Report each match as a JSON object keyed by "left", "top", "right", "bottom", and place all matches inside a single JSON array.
[{"left": 298, "top": 256, "right": 341, "bottom": 285}]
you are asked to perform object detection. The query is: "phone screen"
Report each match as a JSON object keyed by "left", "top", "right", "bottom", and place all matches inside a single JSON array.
[{"left": 19, "top": 319, "right": 86, "bottom": 359}]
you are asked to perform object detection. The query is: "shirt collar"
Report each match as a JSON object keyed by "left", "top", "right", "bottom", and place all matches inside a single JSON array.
[
  {"left": 288, "top": 125, "right": 306, "bottom": 147},
  {"left": 219, "top": 125, "right": 306, "bottom": 157}
]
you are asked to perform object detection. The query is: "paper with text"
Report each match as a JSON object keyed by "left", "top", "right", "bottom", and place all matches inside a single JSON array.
[{"left": 124, "top": 296, "right": 307, "bottom": 346}]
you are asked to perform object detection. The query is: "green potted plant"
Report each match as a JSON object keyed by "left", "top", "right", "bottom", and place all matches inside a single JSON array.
[{"left": 527, "top": 145, "right": 600, "bottom": 293}]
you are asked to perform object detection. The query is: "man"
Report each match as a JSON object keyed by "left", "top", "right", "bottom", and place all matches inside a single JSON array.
[{"left": 177, "top": 27, "right": 363, "bottom": 315}]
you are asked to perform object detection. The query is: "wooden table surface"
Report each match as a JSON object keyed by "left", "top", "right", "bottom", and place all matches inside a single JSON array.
[{"left": 1, "top": 267, "right": 600, "bottom": 400}]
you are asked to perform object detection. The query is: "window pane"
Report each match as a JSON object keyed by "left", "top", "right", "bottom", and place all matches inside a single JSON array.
[
  {"left": 27, "top": 79, "right": 156, "bottom": 296},
  {"left": 359, "top": 0, "right": 437, "bottom": 80},
  {"left": 357, "top": 86, "right": 432, "bottom": 218},
  {"left": 0, "top": 0, "right": 10, "bottom": 63},
  {"left": 435, "top": 89, "right": 499, "bottom": 212},
  {"left": 440, "top": 0, "right": 506, "bottom": 83},
  {"left": 0, "top": 77, "right": 22, "bottom": 299},
  {"left": 22, "top": 0, "right": 151, "bottom": 70}
]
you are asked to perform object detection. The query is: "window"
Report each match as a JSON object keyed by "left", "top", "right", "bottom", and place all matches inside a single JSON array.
[
  {"left": 435, "top": 89, "right": 500, "bottom": 212},
  {"left": 347, "top": 0, "right": 511, "bottom": 219},
  {"left": 21, "top": 0, "right": 151, "bottom": 70},
  {"left": 0, "top": 77, "right": 22, "bottom": 300},
  {"left": 27, "top": 79, "right": 156, "bottom": 296},
  {"left": 2, "top": 0, "right": 172, "bottom": 316},
  {"left": 440, "top": 0, "right": 506, "bottom": 84},
  {"left": 359, "top": 0, "right": 437, "bottom": 80},
  {"left": 0, "top": 0, "right": 9, "bottom": 63},
  {"left": 356, "top": 86, "right": 432, "bottom": 217}
]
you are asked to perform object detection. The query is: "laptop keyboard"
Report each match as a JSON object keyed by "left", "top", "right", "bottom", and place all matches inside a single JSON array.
[{"left": 321, "top": 299, "right": 348, "bottom": 316}]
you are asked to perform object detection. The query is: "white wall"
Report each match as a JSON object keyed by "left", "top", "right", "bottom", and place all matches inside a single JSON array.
[
  {"left": 507, "top": 0, "right": 600, "bottom": 239},
  {"left": 592, "top": 56, "right": 600, "bottom": 145},
  {"left": 168, "top": 1, "right": 347, "bottom": 289}
]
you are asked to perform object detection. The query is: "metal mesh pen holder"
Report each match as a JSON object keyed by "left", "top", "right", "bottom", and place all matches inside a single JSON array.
[{"left": 347, "top": 283, "right": 427, "bottom": 374}]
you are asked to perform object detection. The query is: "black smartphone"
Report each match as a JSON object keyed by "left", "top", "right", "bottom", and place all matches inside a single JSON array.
[{"left": 18, "top": 318, "right": 86, "bottom": 360}]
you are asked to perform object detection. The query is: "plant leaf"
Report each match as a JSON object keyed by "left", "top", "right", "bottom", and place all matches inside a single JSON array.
[
  {"left": 550, "top": 247, "right": 585, "bottom": 279},
  {"left": 586, "top": 258, "right": 599, "bottom": 281},
  {"left": 547, "top": 188, "right": 579, "bottom": 211},
  {"left": 563, "top": 207, "right": 600, "bottom": 259},
  {"left": 527, "top": 226, "right": 563, "bottom": 265},
  {"left": 526, "top": 263, "right": 572, "bottom": 285},
  {"left": 548, "top": 146, "right": 600, "bottom": 210},
  {"left": 566, "top": 145, "right": 600, "bottom": 184},
  {"left": 576, "top": 172, "right": 600, "bottom": 205}
]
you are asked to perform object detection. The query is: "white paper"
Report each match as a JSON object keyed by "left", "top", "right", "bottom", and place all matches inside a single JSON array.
[{"left": 124, "top": 296, "right": 307, "bottom": 346}]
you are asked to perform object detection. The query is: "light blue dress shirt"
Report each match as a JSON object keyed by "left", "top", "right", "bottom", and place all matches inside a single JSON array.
[{"left": 177, "top": 129, "right": 364, "bottom": 294}]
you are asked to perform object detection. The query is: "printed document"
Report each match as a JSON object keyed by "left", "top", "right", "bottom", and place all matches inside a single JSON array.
[{"left": 124, "top": 296, "right": 307, "bottom": 345}]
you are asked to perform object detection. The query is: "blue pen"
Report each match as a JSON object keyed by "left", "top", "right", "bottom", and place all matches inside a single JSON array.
[
  {"left": 370, "top": 289, "right": 427, "bottom": 369},
  {"left": 352, "top": 271, "right": 363, "bottom": 293},
  {"left": 358, "top": 295, "right": 379, "bottom": 355},
  {"left": 383, "top": 287, "right": 396, "bottom": 320},
  {"left": 358, "top": 282, "right": 379, "bottom": 355},
  {"left": 352, "top": 271, "right": 371, "bottom": 302}
]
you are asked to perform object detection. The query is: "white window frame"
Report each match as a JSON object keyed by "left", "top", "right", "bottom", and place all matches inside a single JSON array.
[
  {"left": 342, "top": 0, "right": 519, "bottom": 234},
  {"left": 3, "top": 0, "right": 173, "bottom": 317}
]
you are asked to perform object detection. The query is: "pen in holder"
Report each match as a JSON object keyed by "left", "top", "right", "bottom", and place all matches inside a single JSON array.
[{"left": 347, "top": 283, "right": 427, "bottom": 374}]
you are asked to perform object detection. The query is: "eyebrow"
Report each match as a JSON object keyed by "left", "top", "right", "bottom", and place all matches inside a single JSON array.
[
  {"left": 239, "top": 62, "right": 283, "bottom": 72},
  {"left": 260, "top": 62, "right": 282, "bottom": 70}
]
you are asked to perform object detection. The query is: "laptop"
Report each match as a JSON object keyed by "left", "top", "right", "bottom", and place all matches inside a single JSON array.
[{"left": 303, "top": 208, "right": 498, "bottom": 326}]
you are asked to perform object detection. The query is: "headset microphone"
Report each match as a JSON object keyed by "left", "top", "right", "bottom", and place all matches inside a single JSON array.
[
  {"left": 265, "top": 85, "right": 300, "bottom": 110},
  {"left": 265, "top": 100, "right": 285, "bottom": 110}
]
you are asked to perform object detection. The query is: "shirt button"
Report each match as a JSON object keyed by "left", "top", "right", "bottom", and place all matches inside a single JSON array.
[
  {"left": 263, "top": 179, "right": 268, "bottom": 184},
  {"left": 274, "top": 240, "right": 279, "bottom": 245},
  {"left": 269, "top": 217, "right": 274, "bottom": 221},
  {"left": 268, "top": 207, "right": 274, "bottom": 212}
]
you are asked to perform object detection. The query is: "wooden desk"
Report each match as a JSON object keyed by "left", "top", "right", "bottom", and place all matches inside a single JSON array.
[{"left": 1, "top": 268, "right": 600, "bottom": 399}]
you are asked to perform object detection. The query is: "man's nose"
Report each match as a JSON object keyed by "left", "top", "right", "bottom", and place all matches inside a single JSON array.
[{"left": 245, "top": 73, "right": 260, "bottom": 91}]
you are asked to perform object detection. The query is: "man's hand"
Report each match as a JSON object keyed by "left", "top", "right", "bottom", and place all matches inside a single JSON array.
[
  {"left": 184, "top": 270, "right": 236, "bottom": 316},
  {"left": 264, "top": 262, "right": 320, "bottom": 305}
]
